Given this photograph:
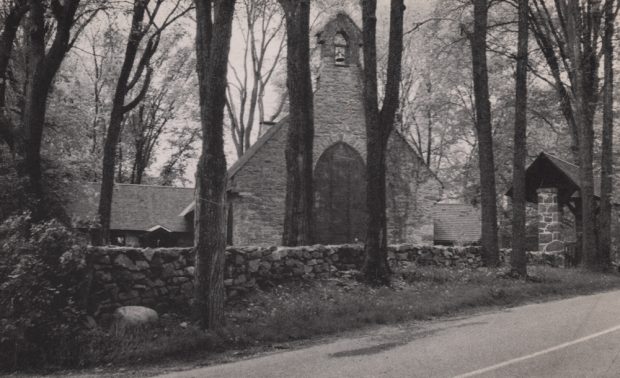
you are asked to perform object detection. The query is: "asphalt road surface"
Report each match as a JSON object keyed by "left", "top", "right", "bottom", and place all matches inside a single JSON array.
[{"left": 156, "top": 290, "right": 620, "bottom": 377}]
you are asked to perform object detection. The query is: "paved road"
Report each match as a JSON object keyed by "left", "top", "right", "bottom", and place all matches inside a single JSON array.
[{"left": 156, "top": 290, "right": 620, "bottom": 377}]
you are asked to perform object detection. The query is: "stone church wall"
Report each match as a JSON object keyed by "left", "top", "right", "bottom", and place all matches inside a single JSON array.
[
  {"left": 387, "top": 133, "right": 443, "bottom": 243},
  {"left": 312, "top": 61, "right": 367, "bottom": 164},
  {"left": 228, "top": 122, "right": 288, "bottom": 246}
]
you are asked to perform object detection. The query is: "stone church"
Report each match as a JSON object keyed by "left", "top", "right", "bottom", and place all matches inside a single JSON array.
[
  {"left": 68, "top": 13, "right": 443, "bottom": 247},
  {"left": 191, "top": 13, "right": 443, "bottom": 246}
]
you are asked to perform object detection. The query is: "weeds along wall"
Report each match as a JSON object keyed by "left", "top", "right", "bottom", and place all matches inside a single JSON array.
[{"left": 87, "top": 245, "right": 564, "bottom": 316}]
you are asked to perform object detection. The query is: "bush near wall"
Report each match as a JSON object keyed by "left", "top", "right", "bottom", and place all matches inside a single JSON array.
[
  {"left": 0, "top": 214, "right": 91, "bottom": 370},
  {"left": 88, "top": 244, "right": 565, "bottom": 316}
]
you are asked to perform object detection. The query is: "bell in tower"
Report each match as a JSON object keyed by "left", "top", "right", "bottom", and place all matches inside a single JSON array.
[
  {"left": 315, "top": 13, "right": 361, "bottom": 69},
  {"left": 334, "top": 32, "right": 348, "bottom": 65}
]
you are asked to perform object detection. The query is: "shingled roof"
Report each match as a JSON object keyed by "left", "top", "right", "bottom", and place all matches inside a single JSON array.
[
  {"left": 432, "top": 203, "right": 481, "bottom": 244},
  {"left": 66, "top": 183, "right": 194, "bottom": 233},
  {"left": 542, "top": 152, "right": 602, "bottom": 198}
]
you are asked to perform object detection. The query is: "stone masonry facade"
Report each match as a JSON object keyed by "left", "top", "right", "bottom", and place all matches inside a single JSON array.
[
  {"left": 227, "top": 13, "right": 442, "bottom": 246},
  {"left": 537, "top": 187, "right": 564, "bottom": 253}
]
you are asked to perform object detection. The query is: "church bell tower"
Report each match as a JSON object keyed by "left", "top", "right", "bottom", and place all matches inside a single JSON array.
[{"left": 315, "top": 13, "right": 363, "bottom": 89}]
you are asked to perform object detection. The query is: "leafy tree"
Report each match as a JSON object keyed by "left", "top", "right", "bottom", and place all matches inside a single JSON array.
[
  {"left": 159, "top": 124, "right": 200, "bottom": 187},
  {"left": 126, "top": 42, "right": 195, "bottom": 184},
  {"left": 396, "top": 2, "right": 512, "bottom": 201},
  {"left": 528, "top": 0, "right": 611, "bottom": 268},
  {"left": 97, "top": 0, "right": 192, "bottom": 245},
  {"left": 79, "top": 21, "right": 121, "bottom": 159},
  {"left": 360, "top": 0, "right": 405, "bottom": 283},
  {"left": 193, "top": 0, "right": 236, "bottom": 329},
  {"left": 0, "top": 0, "right": 105, "bottom": 219},
  {"left": 399, "top": 0, "right": 575, "bottom": 220},
  {"left": 21, "top": 0, "right": 94, "bottom": 202}
]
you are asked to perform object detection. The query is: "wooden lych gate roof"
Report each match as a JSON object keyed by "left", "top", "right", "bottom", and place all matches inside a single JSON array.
[{"left": 506, "top": 152, "right": 601, "bottom": 205}]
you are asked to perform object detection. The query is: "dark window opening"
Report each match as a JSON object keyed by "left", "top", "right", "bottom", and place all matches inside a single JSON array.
[{"left": 226, "top": 203, "right": 233, "bottom": 246}]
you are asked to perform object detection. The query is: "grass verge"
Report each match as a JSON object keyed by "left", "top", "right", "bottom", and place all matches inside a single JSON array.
[{"left": 47, "top": 266, "right": 620, "bottom": 372}]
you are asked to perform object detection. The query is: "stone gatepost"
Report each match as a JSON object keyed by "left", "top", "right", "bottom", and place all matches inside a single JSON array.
[{"left": 537, "top": 187, "right": 564, "bottom": 253}]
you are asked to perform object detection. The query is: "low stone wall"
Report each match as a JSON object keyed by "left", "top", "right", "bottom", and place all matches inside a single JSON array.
[
  {"left": 88, "top": 247, "right": 194, "bottom": 316},
  {"left": 87, "top": 244, "right": 563, "bottom": 316}
]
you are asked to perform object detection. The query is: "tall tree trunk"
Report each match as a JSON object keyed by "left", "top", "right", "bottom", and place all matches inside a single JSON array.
[
  {"left": 116, "top": 139, "right": 124, "bottom": 182},
  {"left": 22, "top": 2, "right": 46, "bottom": 197},
  {"left": 131, "top": 150, "right": 147, "bottom": 184},
  {"left": 0, "top": 0, "right": 28, "bottom": 152},
  {"left": 361, "top": 0, "right": 405, "bottom": 284},
  {"left": 561, "top": 0, "right": 600, "bottom": 269},
  {"left": 278, "top": 0, "right": 314, "bottom": 246},
  {"left": 22, "top": 0, "right": 80, "bottom": 202},
  {"left": 598, "top": 0, "right": 615, "bottom": 269},
  {"left": 193, "top": 0, "right": 235, "bottom": 330},
  {"left": 469, "top": 0, "right": 499, "bottom": 266},
  {"left": 511, "top": 0, "right": 529, "bottom": 277},
  {"left": 244, "top": 75, "right": 260, "bottom": 153}
]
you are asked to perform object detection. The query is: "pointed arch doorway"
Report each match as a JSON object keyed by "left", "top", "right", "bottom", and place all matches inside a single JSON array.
[{"left": 313, "top": 142, "right": 367, "bottom": 244}]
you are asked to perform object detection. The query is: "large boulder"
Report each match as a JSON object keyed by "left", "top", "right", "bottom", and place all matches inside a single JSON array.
[{"left": 111, "top": 305, "right": 158, "bottom": 333}]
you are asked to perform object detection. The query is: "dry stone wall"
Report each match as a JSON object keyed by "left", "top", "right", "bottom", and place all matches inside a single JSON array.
[{"left": 87, "top": 244, "right": 566, "bottom": 316}]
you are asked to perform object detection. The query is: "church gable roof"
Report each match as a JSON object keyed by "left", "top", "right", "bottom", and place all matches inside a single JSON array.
[
  {"left": 228, "top": 117, "right": 288, "bottom": 180},
  {"left": 227, "top": 121, "right": 442, "bottom": 189},
  {"left": 179, "top": 117, "right": 289, "bottom": 216}
]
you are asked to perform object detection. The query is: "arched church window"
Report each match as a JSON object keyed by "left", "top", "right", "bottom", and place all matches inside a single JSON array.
[{"left": 334, "top": 32, "right": 348, "bottom": 65}]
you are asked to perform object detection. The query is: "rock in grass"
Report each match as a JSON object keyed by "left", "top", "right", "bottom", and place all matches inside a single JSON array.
[{"left": 112, "top": 306, "right": 158, "bottom": 333}]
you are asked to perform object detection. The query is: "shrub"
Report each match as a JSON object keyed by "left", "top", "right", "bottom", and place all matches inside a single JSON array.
[{"left": 0, "top": 213, "right": 91, "bottom": 371}]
